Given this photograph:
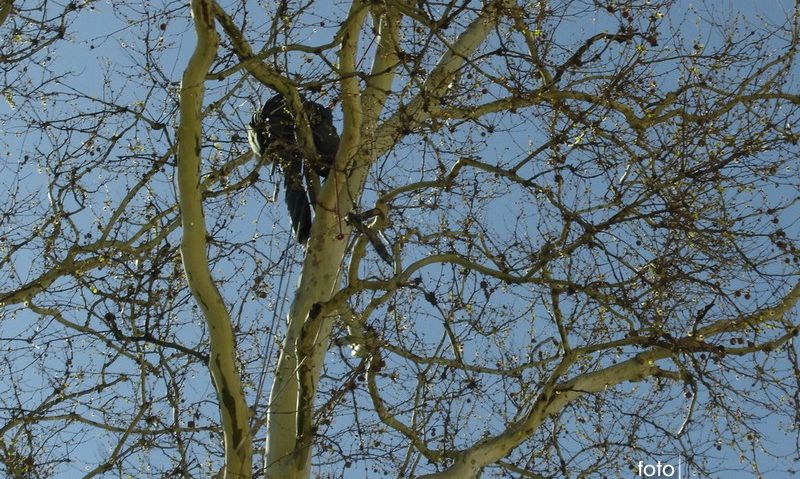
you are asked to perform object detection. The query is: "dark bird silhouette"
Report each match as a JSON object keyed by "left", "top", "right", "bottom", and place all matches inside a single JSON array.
[{"left": 247, "top": 93, "right": 339, "bottom": 244}]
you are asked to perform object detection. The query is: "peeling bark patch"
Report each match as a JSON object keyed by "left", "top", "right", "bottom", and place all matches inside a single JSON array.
[
  {"left": 194, "top": 293, "right": 211, "bottom": 318},
  {"left": 309, "top": 302, "right": 322, "bottom": 320},
  {"left": 216, "top": 357, "right": 244, "bottom": 451},
  {"left": 197, "top": 0, "right": 213, "bottom": 26}
]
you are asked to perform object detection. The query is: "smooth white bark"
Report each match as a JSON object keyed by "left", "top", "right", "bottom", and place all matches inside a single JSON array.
[{"left": 178, "top": 2, "right": 252, "bottom": 477}]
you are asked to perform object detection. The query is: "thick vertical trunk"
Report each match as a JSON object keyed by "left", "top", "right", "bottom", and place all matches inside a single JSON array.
[
  {"left": 263, "top": 214, "right": 353, "bottom": 478},
  {"left": 262, "top": 3, "right": 508, "bottom": 476},
  {"left": 177, "top": 2, "right": 252, "bottom": 478},
  {"left": 263, "top": 5, "right": 367, "bottom": 474}
]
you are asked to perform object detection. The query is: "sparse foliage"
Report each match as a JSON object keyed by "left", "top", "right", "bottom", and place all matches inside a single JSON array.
[{"left": 1, "top": 1, "right": 799, "bottom": 478}]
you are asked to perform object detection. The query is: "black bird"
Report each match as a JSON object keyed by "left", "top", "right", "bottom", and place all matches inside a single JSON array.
[{"left": 247, "top": 93, "right": 339, "bottom": 244}]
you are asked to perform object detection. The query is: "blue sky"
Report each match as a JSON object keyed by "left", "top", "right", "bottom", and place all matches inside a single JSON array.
[{"left": 1, "top": 0, "right": 799, "bottom": 477}]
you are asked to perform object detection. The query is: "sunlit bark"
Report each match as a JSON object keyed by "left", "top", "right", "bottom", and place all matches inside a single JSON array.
[{"left": 177, "top": 1, "right": 252, "bottom": 477}]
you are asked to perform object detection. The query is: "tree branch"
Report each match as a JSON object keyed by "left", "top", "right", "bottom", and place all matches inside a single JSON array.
[{"left": 177, "top": 2, "right": 251, "bottom": 477}]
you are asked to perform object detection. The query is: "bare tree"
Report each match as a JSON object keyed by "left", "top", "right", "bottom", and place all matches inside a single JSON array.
[{"left": 1, "top": 0, "right": 799, "bottom": 478}]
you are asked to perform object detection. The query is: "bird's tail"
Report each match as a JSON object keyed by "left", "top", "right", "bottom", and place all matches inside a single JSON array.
[{"left": 283, "top": 158, "right": 312, "bottom": 244}]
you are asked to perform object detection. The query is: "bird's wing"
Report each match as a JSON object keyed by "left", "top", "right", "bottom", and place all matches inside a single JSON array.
[{"left": 305, "top": 101, "right": 340, "bottom": 177}]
